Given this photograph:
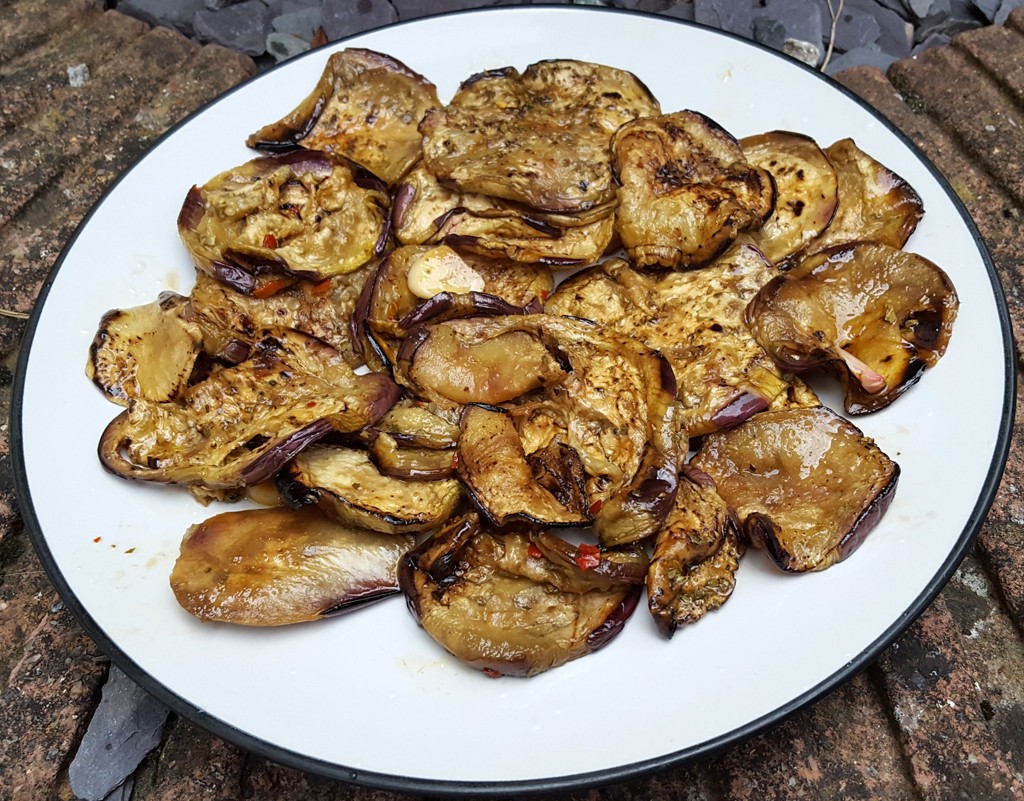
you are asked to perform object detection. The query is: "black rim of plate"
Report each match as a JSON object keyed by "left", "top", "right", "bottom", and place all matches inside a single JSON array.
[{"left": 10, "top": 5, "right": 1016, "bottom": 796}]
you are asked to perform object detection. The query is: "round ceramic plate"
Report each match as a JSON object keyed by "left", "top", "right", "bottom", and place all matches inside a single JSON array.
[{"left": 12, "top": 6, "right": 1013, "bottom": 795}]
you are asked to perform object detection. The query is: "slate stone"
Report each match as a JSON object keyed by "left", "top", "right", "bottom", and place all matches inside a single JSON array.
[
  {"left": 271, "top": 6, "right": 322, "bottom": 40},
  {"left": 205, "top": 0, "right": 246, "bottom": 9},
  {"left": 753, "top": 15, "right": 787, "bottom": 49},
  {"left": 117, "top": 0, "right": 206, "bottom": 37},
  {"left": 267, "top": 30, "right": 310, "bottom": 60},
  {"left": 390, "top": 0, "right": 493, "bottom": 21},
  {"left": 68, "top": 666, "right": 170, "bottom": 801},
  {"left": 824, "top": 41, "right": 897, "bottom": 73},
  {"left": 995, "top": 0, "right": 1024, "bottom": 22},
  {"left": 916, "top": 1, "right": 985, "bottom": 39},
  {"left": 904, "top": 0, "right": 935, "bottom": 17},
  {"left": 833, "top": 5, "right": 882, "bottom": 51},
  {"left": 844, "top": 0, "right": 914, "bottom": 56},
  {"left": 321, "top": 0, "right": 398, "bottom": 40},
  {"left": 661, "top": 0, "right": 697, "bottom": 20},
  {"left": 972, "top": 0, "right": 1002, "bottom": 19},
  {"left": 193, "top": 0, "right": 272, "bottom": 55},
  {"left": 613, "top": 0, "right": 674, "bottom": 10},
  {"left": 694, "top": 0, "right": 754, "bottom": 36},
  {"left": 754, "top": 0, "right": 826, "bottom": 49},
  {"left": 911, "top": 30, "right": 952, "bottom": 49}
]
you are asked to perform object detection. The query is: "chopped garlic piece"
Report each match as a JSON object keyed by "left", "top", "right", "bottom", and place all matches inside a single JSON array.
[{"left": 407, "top": 245, "right": 485, "bottom": 299}]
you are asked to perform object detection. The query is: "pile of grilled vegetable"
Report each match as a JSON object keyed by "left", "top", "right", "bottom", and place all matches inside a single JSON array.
[{"left": 87, "top": 48, "right": 958, "bottom": 677}]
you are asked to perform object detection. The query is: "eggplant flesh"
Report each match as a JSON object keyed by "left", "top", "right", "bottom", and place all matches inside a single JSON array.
[
  {"left": 99, "top": 332, "right": 399, "bottom": 493},
  {"left": 246, "top": 48, "right": 439, "bottom": 186},
  {"left": 809, "top": 138, "right": 924, "bottom": 253},
  {"left": 690, "top": 407, "right": 899, "bottom": 573},
  {"left": 279, "top": 445, "right": 462, "bottom": 534},
  {"left": 87, "top": 292, "right": 204, "bottom": 405},
  {"left": 420, "top": 59, "right": 660, "bottom": 213},
  {"left": 171, "top": 506, "right": 413, "bottom": 626},
  {"left": 611, "top": 111, "right": 776, "bottom": 269},
  {"left": 545, "top": 249, "right": 819, "bottom": 437},
  {"left": 740, "top": 130, "right": 838, "bottom": 265},
  {"left": 456, "top": 404, "right": 592, "bottom": 527},
  {"left": 398, "top": 515, "right": 642, "bottom": 677},
  {"left": 745, "top": 241, "right": 958, "bottom": 414},
  {"left": 647, "top": 469, "right": 744, "bottom": 637},
  {"left": 177, "top": 150, "right": 389, "bottom": 290},
  {"left": 188, "top": 263, "right": 374, "bottom": 368},
  {"left": 352, "top": 244, "right": 551, "bottom": 370}
]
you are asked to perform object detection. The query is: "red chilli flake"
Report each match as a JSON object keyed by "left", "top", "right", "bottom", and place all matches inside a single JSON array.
[
  {"left": 588, "top": 499, "right": 603, "bottom": 515},
  {"left": 527, "top": 543, "right": 543, "bottom": 559},
  {"left": 575, "top": 543, "right": 601, "bottom": 571},
  {"left": 482, "top": 668, "right": 502, "bottom": 679},
  {"left": 262, "top": 233, "right": 278, "bottom": 248}
]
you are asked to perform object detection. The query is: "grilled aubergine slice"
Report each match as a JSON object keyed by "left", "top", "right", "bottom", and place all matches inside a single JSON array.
[
  {"left": 278, "top": 444, "right": 461, "bottom": 534},
  {"left": 87, "top": 292, "right": 204, "bottom": 406},
  {"left": 809, "top": 138, "right": 924, "bottom": 253},
  {"left": 177, "top": 150, "right": 390, "bottom": 294},
  {"left": 691, "top": 406, "right": 899, "bottom": 573},
  {"left": 398, "top": 514, "right": 646, "bottom": 677},
  {"left": 188, "top": 262, "right": 375, "bottom": 368},
  {"left": 739, "top": 130, "right": 839, "bottom": 265},
  {"left": 420, "top": 59, "right": 660, "bottom": 213},
  {"left": 647, "top": 467, "right": 744, "bottom": 637},
  {"left": 246, "top": 48, "right": 439, "bottom": 186},
  {"left": 392, "top": 164, "right": 616, "bottom": 267},
  {"left": 99, "top": 332, "right": 399, "bottom": 496},
  {"left": 456, "top": 404, "right": 592, "bottom": 527},
  {"left": 545, "top": 249, "right": 819, "bottom": 436},
  {"left": 351, "top": 244, "right": 549, "bottom": 369},
  {"left": 171, "top": 506, "right": 413, "bottom": 626},
  {"left": 611, "top": 110, "right": 776, "bottom": 269},
  {"left": 746, "top": 241, "right": 958, "bottom": 414},
  {"left": 397, "top": 314, "right": 682, "bottom": 545}
]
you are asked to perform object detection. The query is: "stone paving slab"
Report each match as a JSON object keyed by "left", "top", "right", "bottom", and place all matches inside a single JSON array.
[{"left": 0, "top": 2, "right": 1022, "bottom": 800}]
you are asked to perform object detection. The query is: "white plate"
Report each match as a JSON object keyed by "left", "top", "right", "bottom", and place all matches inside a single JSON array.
[{"left": 12, "top": 7, "right": 1013, "bottom": 794}]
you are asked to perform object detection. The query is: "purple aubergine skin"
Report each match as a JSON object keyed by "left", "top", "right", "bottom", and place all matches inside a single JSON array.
[
  {"left": 710, "top": 391, "right": 770, "bottom": 430},
  {"left": 399, "top": 291, "right": 542, "bottom": 329},
  {"left": 586, "top": 586, "right": 641, "bottom": 651},
  {"left": 443, "top": 234, "right": 586, "bottom": 267}
]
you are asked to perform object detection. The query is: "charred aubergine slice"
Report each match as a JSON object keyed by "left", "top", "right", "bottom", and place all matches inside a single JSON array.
[
  {"left": 392, "top": 164, "right": 615, "bottom": 267},
  {"left": 545, "top": 249, "right": 819, "bottom": 436},
  {"left": 611, "top": 110, "right": 776, "bottom": 269},
  {"left": 351, "top": 244, "right": 549, "bottom": 370},
  {"left": 278, "top": 444, "right": 461, "bottom": 534},
  {"left": 246, "top": 48, "right": 439, "bottom": 186},
  {"left": 188, "top": 262, "right": 375, "bottom": 368},
  {"left": 398, "top": 514, "right": 645, "bottom": 677},
  {"left": 456, "top": 404, "right": 592, "bottom": 527},
  {"left": 99, "top": 332, "right": 399, "bottom": 495},
  {"left": 647, "top": 467, "right": 744, "bottom": 637},
  {"left": 87, "top": 291, "right": 204, "bottom": 405},
  {"left": 397, "top": 314, "right": 683, "bottom": 545},
  {"left": 809, "top": 138, "right": 924, "bottom": 253},
  {"left": 171, "top": 506, "right": 413, "bottom": 626},
  {"left": 420, "top": 59, "right": 660, "bottom": 213},
  {"left": 691, "top": 407, "right": 900, "bottom": 573},
  {"left": 177, "top": 150, "right": 389, "bottom": 293},
  {"left": 739, "top": 130, "right": 839, "bottom": 266},
  {"left": 746, "top": 241, "right": 958, "bottom": 414}
]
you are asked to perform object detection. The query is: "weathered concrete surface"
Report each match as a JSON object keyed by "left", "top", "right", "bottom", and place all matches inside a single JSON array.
[{"left": 0, "top": 2, "right": 1022, "bottom": 800}]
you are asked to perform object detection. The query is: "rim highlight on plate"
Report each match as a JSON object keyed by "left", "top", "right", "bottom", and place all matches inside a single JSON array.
[{"left": 11, "top": 7, "right": 1014, "bottom": 795}]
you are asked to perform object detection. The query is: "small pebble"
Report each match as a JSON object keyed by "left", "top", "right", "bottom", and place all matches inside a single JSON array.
[{"left": 67, "top": 64, "right": 90, "bottom": 87}]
